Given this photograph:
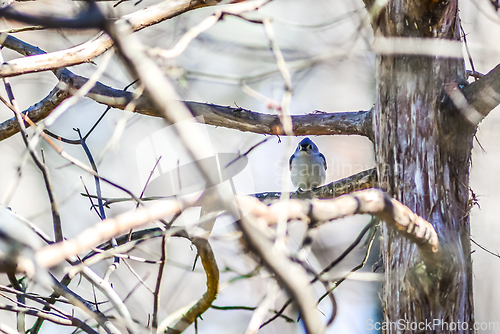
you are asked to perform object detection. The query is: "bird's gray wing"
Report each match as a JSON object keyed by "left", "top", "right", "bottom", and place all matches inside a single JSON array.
[{"left": 319, "top": 153, "right": 327, "bottom": 170}]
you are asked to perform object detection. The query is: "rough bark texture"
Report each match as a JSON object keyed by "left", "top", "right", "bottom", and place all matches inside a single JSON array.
[{"left": 370, "top": 0, "right": 475, "bottom": 332}]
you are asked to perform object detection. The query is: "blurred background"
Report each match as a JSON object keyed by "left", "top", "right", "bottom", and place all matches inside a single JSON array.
[{"left": 0, "top": 0, "right": 499, "bottom": 332}]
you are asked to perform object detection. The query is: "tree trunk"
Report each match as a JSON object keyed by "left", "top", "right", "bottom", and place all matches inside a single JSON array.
[{"left": 371, "top": 1, "right": 476, "bottom": 332}]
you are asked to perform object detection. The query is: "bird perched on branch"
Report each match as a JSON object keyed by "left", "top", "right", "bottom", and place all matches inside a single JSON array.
[{"left": 289, "top": 137, "right": 327, "bottom": 191}]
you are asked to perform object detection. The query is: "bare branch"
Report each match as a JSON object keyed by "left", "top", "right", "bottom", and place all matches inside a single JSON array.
[
  {"left": 80, "top": 267, "right": 137, "bottom": 333},
  {"left": 0, "top": 45, "right": 63, "bottom": 243},
  {"left": 238, "top": 188, "right": 441, "bottom": 267},
  {"left": 0, "top": 0, "right": 247, "bottom": 78},
  {"left": 51, "top": 279, "right": 124, "bottom": 334},
  {"left": 186, "top": 104, "right": 373, "bottom": 138},
  {"left": 0, "top": 94, "right": 373, "bottom": 141},
  {"left": 0, "top": 303, "right": 98, "bottom": 334},
  {"left": 162, "top": 234, "right": 219, "bottom": 334},
  {"left": 254, "top": 168, "right": 377, "bottom": 202},
  {"left": 261, "top": 219, "right": 377, "bottom": 329},
  {"left": 237, "top": 215, "right": 326, "bottom": 334},
  {"left": 35, "top": 199, "right": 183, "bottom": 269},
  {"left": 0, "top": 32, "right": 373, "bottom": 139},
  {"left": 0, "top": 35, "right": 373, "bottom": 141},
  {"left": 152, "top": 236, "right": 167, "bottom": 330}
]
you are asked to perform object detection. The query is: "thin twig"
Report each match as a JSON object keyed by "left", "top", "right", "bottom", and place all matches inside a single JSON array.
[
  {"left": 225, "top": 138, "right": 270, "bottom": 168},
  {"left": 122, "top": 260, "right": 154, "bottom": 294},
  {"left": 262, "top": 17, "right": 293, "bottom": 136},
  {"left": 471, "top": 238, "right": 500, "bottom": 259},
  {"left": 7, "top": 273, "right": 25, "bottom": 334},
  {"left": 0, "top": 42, "right": 63, "bottom": 243},
  {"left": 161, "top": 235, "right": 219, "bottom": 334},
  {"left": 317, "top": 219, "right": 380, "bottom": 303},
  {"left": 152, "top": 236, "right": 167, "bottom": 329},
  {"left": 210, "top": 305, "right": 294, "bottom": 323},
  {"left": 80, "top": 177, "right": 103, "bottom": 220},
  {"left": 260, "top": 220, "right": 377, "bottom": 328}
]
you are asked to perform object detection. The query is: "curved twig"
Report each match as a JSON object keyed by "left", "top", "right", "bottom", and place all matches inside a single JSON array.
[{"left": 163, "top": 233, "right": 219, "bottom": 334}]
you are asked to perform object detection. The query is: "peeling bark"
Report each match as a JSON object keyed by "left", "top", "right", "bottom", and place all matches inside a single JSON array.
[{"left": 370, "top": 0, "right": 475, "bottom": 332}]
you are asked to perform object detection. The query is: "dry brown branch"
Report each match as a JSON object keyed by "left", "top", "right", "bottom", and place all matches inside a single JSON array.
[
  {"left": 0, "top": 95, "right": 373, "bottom": 141},
  {"left": 35, "top": 199, "right": 183, "bottom": 269},
  {"left": 0, "top": 35, "right": 373, "bottom": 141},
  {"left": 163, "top": 234, "right": 219, "bottom": 334},
  {"left": 254, "top": 168, "right": 377, "bottom": 202},
  {"left": 238, "top": 188, "right": 440, "bottom": 266},
  {"left": 0, "top": 0, "right": 239, "bottom": 78}
]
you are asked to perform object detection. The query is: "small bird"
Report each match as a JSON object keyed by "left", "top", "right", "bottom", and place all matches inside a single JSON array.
[{"left": 289, "top": 138, "right": 327, "bottom": 191}]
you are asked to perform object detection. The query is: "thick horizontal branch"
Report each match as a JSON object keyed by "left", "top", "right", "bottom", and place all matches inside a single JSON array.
[
  {"left": 254, "top": 168, "right": 377, "bottom": 202},
  {"left": 0, "top": 33, "right": 374, "bottom": 142},
  {"left": 238, "top": 188, "right": 440, "bottom": 267},
  {"left": 0, "top": 0, "right": 220, "bottom": 78},
  {"left": 0, "top": 82, "right": 373, "bottom": 140},
  {"left": 183, "top": 104, "right": 373, "bottom": 138}
]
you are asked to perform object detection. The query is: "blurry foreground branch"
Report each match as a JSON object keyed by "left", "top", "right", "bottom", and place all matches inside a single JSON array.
[
  {"left": 238, "top": 215, "right": 327, "bottom": 334},
  {"left": 239, "top": 189, "right": 440, "bottom": 267},
  {"left": 35, "top": 199, "right": 183, "bottom": 268},
  {"left": 0, "top": 0, "right": 236, "bottom": 77}
]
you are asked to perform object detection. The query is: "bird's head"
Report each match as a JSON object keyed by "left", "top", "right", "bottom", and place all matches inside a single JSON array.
[{"left": 297, "top": 137, "right": 319, "bottom": 153}]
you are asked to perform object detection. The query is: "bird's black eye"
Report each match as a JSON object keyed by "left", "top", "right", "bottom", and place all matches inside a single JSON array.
[{"left": 308, "top": 145, "right": 312, "bottom": 150}]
